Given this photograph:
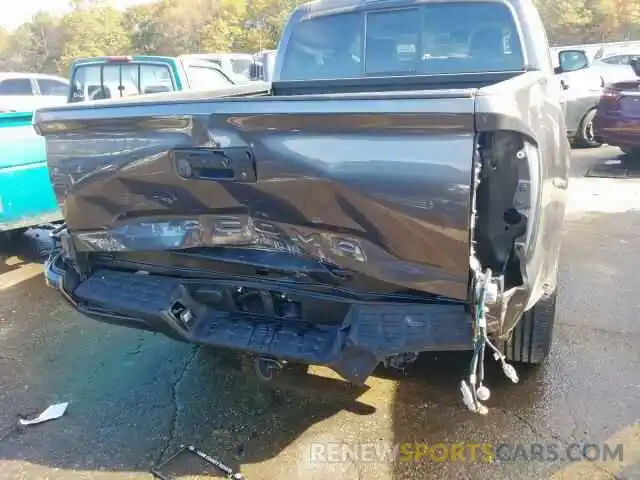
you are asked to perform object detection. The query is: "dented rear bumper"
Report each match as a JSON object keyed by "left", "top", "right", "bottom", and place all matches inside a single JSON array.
[{"left": 45, "top": 252, "right": 472, "bottom": 384}]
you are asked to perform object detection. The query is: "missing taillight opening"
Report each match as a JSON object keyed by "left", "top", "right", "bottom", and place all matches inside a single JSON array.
[{"left": 474, "top": 131, "right": 530, "bottom": 290}]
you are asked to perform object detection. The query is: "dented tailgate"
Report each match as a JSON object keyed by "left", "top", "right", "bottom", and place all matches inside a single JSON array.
[{"left": 35, "top": 91, "right": 477, "bottom": 300}]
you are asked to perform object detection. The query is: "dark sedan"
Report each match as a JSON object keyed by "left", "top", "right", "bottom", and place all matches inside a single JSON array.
[{"left": 593, "top": 59, "right": 640, "bottom": 161}]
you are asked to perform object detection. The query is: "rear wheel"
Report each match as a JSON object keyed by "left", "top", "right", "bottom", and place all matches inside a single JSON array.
[
  {"left": 503, "top": 290, "right": 557, "bottom": 365},
  {"left": 573, "top": 109, "right": 601, "bottom": 148}
]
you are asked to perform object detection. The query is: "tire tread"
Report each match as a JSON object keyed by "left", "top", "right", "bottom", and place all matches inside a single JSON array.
[{"left": 503, "top": 291, "right": 557, "bottom": 365}]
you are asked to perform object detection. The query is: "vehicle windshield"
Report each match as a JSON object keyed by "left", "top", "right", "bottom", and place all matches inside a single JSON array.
[
  {"left": 280, "top": 1, "right": 524, "bottom": 81},
  {"left": 599, "top": 53, "right": 640, "bottom": 65},
  {"left": 230, "top": 58, "right": 252, "bottom": 77},
  {"left": 69, "top": 62, "right": 175, "bottom": 103},
  {"left": 200, "top": 56, "right": 252, "bottom": 79}
]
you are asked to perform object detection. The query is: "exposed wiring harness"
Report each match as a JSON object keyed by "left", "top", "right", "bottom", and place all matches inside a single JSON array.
[{"left": 460, "top": 267, "right": 519, "bottom": 415}]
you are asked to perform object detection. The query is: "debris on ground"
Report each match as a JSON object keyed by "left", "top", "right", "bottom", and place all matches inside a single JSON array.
[
  {"left": 18, "top": 401, "right": 69, "bottom": 426},
  {"left": 151, "top": 444, "right": 245, "bottom": 480}
]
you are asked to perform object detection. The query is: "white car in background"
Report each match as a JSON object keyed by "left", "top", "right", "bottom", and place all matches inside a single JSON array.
[
  {"left": 181, "top": 53, "right": 256, "bottom": 83},
  {"left": 591, "top": 44, "right": 640, "bottom": 65},
  {"left": 0, "top": 73, "right": 69, "bottom": 112},
  {"left": 554, "top": 48, "right": 639, "bottom": 148}
]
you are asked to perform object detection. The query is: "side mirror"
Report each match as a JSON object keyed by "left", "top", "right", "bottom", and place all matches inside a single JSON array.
[{"left": 557, "top": 49, "right": 589, "bottom": 73}]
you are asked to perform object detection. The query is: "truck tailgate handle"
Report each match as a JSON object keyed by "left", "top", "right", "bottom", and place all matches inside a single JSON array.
[{"left": 172, "top": 148, "right": 257, "bottom": 183}]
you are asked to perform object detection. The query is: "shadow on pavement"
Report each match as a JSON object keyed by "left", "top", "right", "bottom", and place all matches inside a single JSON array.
[
  {"left": 585, "top": 151, "right": 640, "bottom": 179},
  {"left": 0, "top": 226, "right": 54, "bottom": 272},
  {"left": 1, "top": 304, "right": 538, "bottom": 480},
  {"left": 0, "top": 315, "right": 378, "bottom": 478}
]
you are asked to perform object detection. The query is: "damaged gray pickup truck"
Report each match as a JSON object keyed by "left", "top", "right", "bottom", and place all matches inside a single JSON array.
[{"left": 35, "top": 0, "right": 569, "bottom": 414}]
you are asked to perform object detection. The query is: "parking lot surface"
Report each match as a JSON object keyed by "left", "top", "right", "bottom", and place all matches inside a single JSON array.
[{"left": 0, "top": 146, "right": 638, "bottom": 480}]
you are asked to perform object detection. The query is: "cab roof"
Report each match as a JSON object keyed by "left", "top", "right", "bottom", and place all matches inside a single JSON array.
[
  {"left": 70, "top": 55, "right": 178, "bottom": 67},
  {"left": 69, "top": 55, "right": 229, "bottom": 72},
  {"left": 293, "top": 0, "right": 519, "bottom": 17}
]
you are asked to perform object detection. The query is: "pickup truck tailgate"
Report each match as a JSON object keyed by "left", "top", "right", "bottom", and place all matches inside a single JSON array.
[{"left": 35, "top": 90, "right": 477, "bottom": 300}]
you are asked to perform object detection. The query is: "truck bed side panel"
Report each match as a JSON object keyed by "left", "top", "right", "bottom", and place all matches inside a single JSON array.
[{"left": 476, "top": 71, "right": 569, "bottom": 311}]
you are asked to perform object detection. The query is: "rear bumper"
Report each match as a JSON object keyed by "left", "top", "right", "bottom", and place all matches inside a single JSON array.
[
  {"left": 592, "top": 114, "right": 640, "bottom": 147},
  {"left": 45, "top": 253, "right": 473, "bottom": 384}
]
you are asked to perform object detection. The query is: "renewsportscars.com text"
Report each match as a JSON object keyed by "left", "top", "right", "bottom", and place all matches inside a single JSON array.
[{"left": 309, "top": 442, "right": 624, "bottom": 463}]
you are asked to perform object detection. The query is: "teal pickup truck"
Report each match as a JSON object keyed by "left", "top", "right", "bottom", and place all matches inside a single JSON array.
[
  {"left": 0, "top": 55, "right": 237, "bottom": 235},
  {"left": 0, "top": 111, "right": 61, "bottom": 234}
]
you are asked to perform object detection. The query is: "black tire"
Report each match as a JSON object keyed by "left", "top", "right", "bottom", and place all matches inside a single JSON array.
[
  {"left": 573, "top": 109, "right": 602, "bottom": 148},
  {"left": 504, "top": 290, "right": 557, "bottom": 365}
]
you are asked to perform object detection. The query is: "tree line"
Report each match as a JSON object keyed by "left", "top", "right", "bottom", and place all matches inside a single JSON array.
[{"left": 1, "top": 0, "right": 640, "bottom": 77}]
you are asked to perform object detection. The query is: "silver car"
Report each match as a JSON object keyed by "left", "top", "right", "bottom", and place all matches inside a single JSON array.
[{"left": 0, "top": 73, "right": 69, "bottom": 112}]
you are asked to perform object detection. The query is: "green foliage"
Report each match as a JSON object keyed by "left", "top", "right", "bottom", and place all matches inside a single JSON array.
[
  {"left": 58, "top": 2, "right": 131, "bottom": 74},
  {"left": 198, "top": 0, "right": 248, "bottom": 52},
  {"left": 2, "top": 0, "right": 640, "bottom": 75},
  {"left": 535, "top": 0, "right": 596, "bottom": 44},
  {"left": 241, "top": 0, "right": 301, "bottom": 51},
  {"left": 593, "top": 0, "right": 640, "bottom": 40},
  {"left": 1, "top": 12, "right": 63, "bottom": 73},
  {"left": 535, "top": 0, "right": 640, "bottom": 44},
  {"left": 122, "top": 3, "right": 164, "bottom": 54}
]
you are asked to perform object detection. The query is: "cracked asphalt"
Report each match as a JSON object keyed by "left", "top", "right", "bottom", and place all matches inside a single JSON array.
[{"left": 0, "top": 146, "right": 639, "bottom": 480}]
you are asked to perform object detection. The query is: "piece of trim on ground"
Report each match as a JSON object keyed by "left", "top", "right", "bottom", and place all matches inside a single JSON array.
[{"left": 151, "top": 444, "right": 245, "bottom": 480}]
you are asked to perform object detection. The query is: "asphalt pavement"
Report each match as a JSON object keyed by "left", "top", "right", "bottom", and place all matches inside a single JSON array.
[{"left": 0, "top": 146, "right": 638, "bottom": 480}]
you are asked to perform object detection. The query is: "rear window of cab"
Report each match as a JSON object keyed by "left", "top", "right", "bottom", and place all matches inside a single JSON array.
[
  {"left": 280, "top": 1, "right": 524, "bottom": 81},
  {"left": 69, "top": 62, "right": 175, "bottom": 103}
]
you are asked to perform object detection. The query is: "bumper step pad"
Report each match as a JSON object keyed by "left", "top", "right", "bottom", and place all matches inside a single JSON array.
[
  {"left": 75, "top": 270, "right": 191, "bottom": 318},
  {"left": 73, "top": 270, "right": 472, "bottom": 384}
]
